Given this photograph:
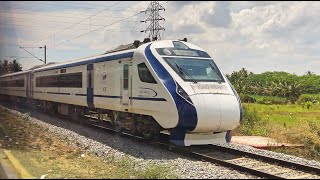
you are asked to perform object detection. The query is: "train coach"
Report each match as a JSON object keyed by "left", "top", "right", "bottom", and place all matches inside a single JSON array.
[{"left": 0, "top": 39, "right": 242, "bottom": 146}]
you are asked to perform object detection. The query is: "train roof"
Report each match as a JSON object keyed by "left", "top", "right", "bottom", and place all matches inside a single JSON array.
[
  {"left": 33, "top": 49, "right": 136, "bottom": 73},
  {"left": 0, "top": 38, "right": 193, "bottom": 76},
  {"left": 31, "top": 38, "right": 157, "bottom": 73},
  {"left": 0, "top": 70, "right": 31, "bottom": 78}
]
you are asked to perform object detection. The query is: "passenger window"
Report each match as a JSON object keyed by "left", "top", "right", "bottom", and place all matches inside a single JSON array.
[
  {"left": 123, "top": 64, "right": 129, "bottom": 90},
  {"left": 137, "top": 63, "right": 157, "bottom": 84}
]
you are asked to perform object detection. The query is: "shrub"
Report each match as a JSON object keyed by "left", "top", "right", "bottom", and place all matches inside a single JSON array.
[
  {"left": 297, "top": 94, "right": 320, "bottom": 104},
  {"left": 235, "top": 106, "right": 271, "bottom": 136},
  {"left": 240, "top": 94, "right": 256, "bottom": 103},
  {"left": 252, "top": 95, "right": 289, "bottom": 105}
]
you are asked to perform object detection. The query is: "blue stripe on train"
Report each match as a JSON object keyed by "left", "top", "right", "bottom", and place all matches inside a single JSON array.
[{"left": 144, "top": 44, "right": 198, "bottom": 146}]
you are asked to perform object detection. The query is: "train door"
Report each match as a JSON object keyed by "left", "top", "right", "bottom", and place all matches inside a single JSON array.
[
  {"left": 121, "top": 62, "right": 132, "bottom": 106},
  {"left": 31, "top": 73, "right": 34, "bottom": 99},
  {"left": 87, "top": 64, "right": 94, "bottom": 108},
  {"left": 26, "top": 74, "right": 29, "bottom": 98},
  {"left": 26, "top": 73, "right": 33, "bottom": 99}
]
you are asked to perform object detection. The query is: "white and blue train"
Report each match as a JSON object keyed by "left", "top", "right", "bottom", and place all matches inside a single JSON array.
[{"left": 0, "top": 39, "right": 242, "bottom": 146}]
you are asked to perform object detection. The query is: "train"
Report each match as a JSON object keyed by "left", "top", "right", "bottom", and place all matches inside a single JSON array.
[{"left": 0, "top": 38, "right": 242, "bottom": 146}]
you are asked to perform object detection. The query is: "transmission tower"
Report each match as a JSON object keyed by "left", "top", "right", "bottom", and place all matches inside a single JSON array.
[{"left": 141, "top": 1, "right": 165, "bottom": 41}]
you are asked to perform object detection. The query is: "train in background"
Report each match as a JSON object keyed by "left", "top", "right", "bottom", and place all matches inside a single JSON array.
[{"left": 0, "top": 38, "right": 242, "bottom": 146}]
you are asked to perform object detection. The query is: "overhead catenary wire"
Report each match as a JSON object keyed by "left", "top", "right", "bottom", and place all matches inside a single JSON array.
[
  {"left": 32, "top": 1, "right": 122, "bottom": 45},
  {"left": 55, "top": 1, "right": 145, "bottom": 10},
  {"left": 0, "top": 10, "right": 139, "bottom": 21},
  {"left": 2, "top": 15, "right": 140, "bottom": 26},
  {"left": 16, "top": 2, "right": 167, "bottom": 49},
  {"left": 0, "top": 22, "right": 142, "bottom": 31},
  {"left": 11, "top": 1, "right": 169, "bottom": 65},
  {"left": 10, "top": 3, "right": 141, "bottom": 13},
  {"left": 49, "top": 12, "right": 143, "bottom": 49}
]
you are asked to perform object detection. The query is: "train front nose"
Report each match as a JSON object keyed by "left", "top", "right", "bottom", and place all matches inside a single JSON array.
[{"left": 190, "top": 94, "right": 241, "bottom": 133}]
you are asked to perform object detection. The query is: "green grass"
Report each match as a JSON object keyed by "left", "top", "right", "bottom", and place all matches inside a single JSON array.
[
  {"left": 234, "top": 103, "right": 320, "bottom": 161},
  {"left": 243, "top": 103, "right": 320, "bottom": 127}
]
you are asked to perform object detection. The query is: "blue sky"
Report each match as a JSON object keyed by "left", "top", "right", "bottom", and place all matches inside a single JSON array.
[{"left": 0, "top": 1, "right": 319, "bottom": 75}]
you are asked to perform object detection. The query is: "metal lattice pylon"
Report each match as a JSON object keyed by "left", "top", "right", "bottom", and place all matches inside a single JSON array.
[{"left": 141, "top": 1, "right": 165, "bottom": 41}]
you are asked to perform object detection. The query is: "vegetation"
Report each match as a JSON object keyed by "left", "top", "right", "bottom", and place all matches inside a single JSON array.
[
  {"left": 229, "top": 68, "right": 320, "bottom": 161},
  {"left": 0, "top": 60, "right": 23, "bottom": 75},
  {"left": 234, "top": 103, "right": 320, "bottom": 161},
  {"left": 227, "top": 68, "right": 320, "bottom": 103},
  {"left": 0, "top": 107, "right": 177, "bottom": 179}
]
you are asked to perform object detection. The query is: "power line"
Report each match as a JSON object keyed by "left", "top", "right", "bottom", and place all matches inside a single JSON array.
[
  {"left": 50, "top": 1, "right": 114, "bottom": 8},
  {"left": 0, "top": 10, "right": 139, "bottom": 21},
  {"left": 32, "top": 1, "right": 122, "bottom": 45},
  {"left": 57, "top": 1, "right": 144, "bottom": 10},
  {"left": 17, "top": 45, "right": 45, "bottom": 63},
  {"left": 2, "top": 15, "right": 135, "bottom": 25},
  {"left": 0, "top": 20, "right": 141, "bottom": 28},
  {"left": 0, "top": 22, "right": 142, "bottom": 30},
  {"left": 1, "top": 7, "right": 94, "bottom": 16},
  {"left": 31, "top": 1, "right": 144, "bottom": 11},
  {"left": 13, "top": 1, "right": 96, "bottom": 10},
  {"left": 4, "top": 6, "right": 139, "bottom": 16},
  {"left": 49, "top": 12, "right": 142, "bottom": 49},
  {"left": 0, "top": 10, "right": 92, "bottom": 19}
]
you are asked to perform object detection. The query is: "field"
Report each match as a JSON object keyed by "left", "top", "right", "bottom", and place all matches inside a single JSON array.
[{"left": 234, "top": 103, "right": 320, "bottom": 161}]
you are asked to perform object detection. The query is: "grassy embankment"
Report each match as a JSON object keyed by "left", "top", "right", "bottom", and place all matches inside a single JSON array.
[
  {"left": 234, "top": 103, "right": 320, "bottom": 161},
  {"left": 0, "top": 106, "right": 177, "bottom": 179}
]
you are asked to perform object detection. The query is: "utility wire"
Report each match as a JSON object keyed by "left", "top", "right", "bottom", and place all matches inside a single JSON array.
[
  {"left": 0, "top": 10, "right": 137, "bottom": 21},
  {"left": 2, "top": 16, "right": 128, "bottom": 24},
  {"left": 32, "top": 1, "right": 121, "bottom": 45},
  {"left": 0, "top": 22, "right": 142, "bottom": 31},
  {"left": 17, "top": 45, "right": 44, "bottom": 63},
  {"left": 47, "top": 1, "right": 168, "bottom": 47},
  {"left": 18, "top": 2, "right": 96, "bottom": 10},
  {"left": 49, "top": 12, "right": 142, "bottom": 49},
  {"left": 58, "top": 1, "right": 144, "bottom": 10}
]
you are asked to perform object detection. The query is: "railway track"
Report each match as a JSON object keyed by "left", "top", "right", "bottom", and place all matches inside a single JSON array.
[
  {"left": 84, "top": 115, "right": 320, "bottom": 179},
  {"left": 176, "top": 145, "right": 320, "bottom": 179},
  {"left": 2, "top": 104, "right": 320, "bottom": 179}
]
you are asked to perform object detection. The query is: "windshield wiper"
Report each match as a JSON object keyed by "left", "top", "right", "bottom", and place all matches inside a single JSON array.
[
  {"left": 208, "top": 63, "right": 223, "bottom": 84},
  {"left": 174, "top": 62, "right": 197, "bottom": 83}
]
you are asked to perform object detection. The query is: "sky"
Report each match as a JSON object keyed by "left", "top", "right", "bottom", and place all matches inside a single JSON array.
[{"left": 0, "top": 1, "right": 319, "bottom": 75}]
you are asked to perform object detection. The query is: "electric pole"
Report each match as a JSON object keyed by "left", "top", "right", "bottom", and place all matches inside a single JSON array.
[
  {"left": 141, "top": 1, "right": 165, "bottom": 41},
  {"left": 18, "top": 45, "right": 47, "bottom": 64},
  {"left": 40, "top": 45, "right": 46, "bottom": 64}
]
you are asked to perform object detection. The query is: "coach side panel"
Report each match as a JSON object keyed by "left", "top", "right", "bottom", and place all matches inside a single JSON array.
[
  {"left": 32, "top": 65, "right": 87, "bottom": 107},
  {"left": 0, "top": 74, "right": 27, "bottom": 98}
]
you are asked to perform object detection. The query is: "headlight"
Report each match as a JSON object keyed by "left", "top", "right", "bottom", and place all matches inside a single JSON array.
[{"left": 177, "top": 84, "right": 193, "bottom": 104}]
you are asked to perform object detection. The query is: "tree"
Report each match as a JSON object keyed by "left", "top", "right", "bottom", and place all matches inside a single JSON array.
[
  {"left": 305, "top": 71, "right": 315, "bottom": 76},
  {"left": 10, "top": 60, "right": 22, "bottom": 73},
  {"left": 227, "top": 68, "right": 252, "bottom": 94},
  {"left": 0, "top": 59, "right": 23, "bottom": 75}
]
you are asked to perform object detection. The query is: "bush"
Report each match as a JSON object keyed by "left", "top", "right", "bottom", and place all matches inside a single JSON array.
[
  {"left": 252, "top": 95, "right": 289, "bottom": 105},
  {"left": 297, "top": 94, "right": 320, "bottom": 104},
  {"left": 235, "top": 106, "right": 271, "bottom": 136},
  {"left": 240, "top": 94, "right": 256, "bottom": 103}
]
